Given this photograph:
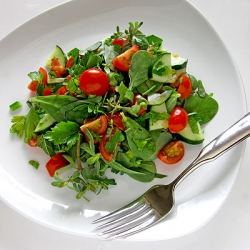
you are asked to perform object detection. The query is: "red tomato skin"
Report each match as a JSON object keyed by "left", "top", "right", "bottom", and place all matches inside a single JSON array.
[
  {"left": 28, "top": 136, "right": 40, "bottom": 147},
  {"left": 27, "top": 67, "right": 47, "bottom": 91},
  {"left": 168, "top": 107, "right": 188, "bottom": 133},
  {"left": 107, "top": 112, "right": 125, "bottom": 131},
  {"left": 66, "top": 56, "right": 74, "bottom": 68},
  {"left": 43, "top": 87, "right": 53, "bottom": 96},
  {"left": 51, "top": 57, "right": 67, "bottom": 76},
  {"left": 112, "top": 45, "right": 140, "bottom": 71},
  {"left": 112, "top": 38, "right": 128, "bottom": 47},
  {"left": 99, "top": 131, "right": 115, "bottom": 162},
  {"left": 56, "top": 85, "right": 68, "bottom": 95},
  {"left": 46, "top": 153, "right": 69, "bottom": 177},
  {"left": 158, "top": 141, "right": 185, "bottom": 164},
  {"left": 132, "top": 94, "right": 147, "bottom": 116},
  {"left": 28, "top": 81, "right": 38, "bottom": 91},
  {"left": 38, "top": 67, "right": 48, "bottom": 86},
  {"left": 177, "top": 74, "right": 192, "bottom": 98},
  {"left": 79, "top": 68, "right": 109, "bottom": 96},
  {"left": 80, "top": 115, "right": 108, "bottom": 136}
]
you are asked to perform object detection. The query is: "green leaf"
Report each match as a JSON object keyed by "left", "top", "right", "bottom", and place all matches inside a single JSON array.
[
  {"left": 29, "top": 95, "right": 79, "bottom": 122},
  {"left": 129, "top": 51, "right": 154, "bottom": 90},
  {"left": 10, "top": 115, "right": 26, "bottom": 138},
  {"left": 44, "top": 121, "right": 80, "bottom": 149},
  {"left": 184, "top": 93, "right": 219, "bottom": 125},
  {"left": 105, "top": 130, "right": 125, "bottom": 153},
  {"left": 123, "top": 116, "right": 156, "bottom": 160},
  {"left": 148, "top": 130, "right": 172, "bottom": 160},
  {"left": 37, "top": 135, "right": 55, "bottom": 157},
  {"left": 24, "top": 106, "right": 40, "bottom": 143}
]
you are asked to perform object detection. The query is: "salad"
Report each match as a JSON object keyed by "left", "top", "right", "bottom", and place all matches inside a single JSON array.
[{"left": 10, "top": 22, "right": 218, "bottom": 200}]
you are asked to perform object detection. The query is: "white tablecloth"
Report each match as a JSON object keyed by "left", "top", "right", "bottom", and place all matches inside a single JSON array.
[{"left": 1, "top": 0, "right": 250, "bottom": 249}]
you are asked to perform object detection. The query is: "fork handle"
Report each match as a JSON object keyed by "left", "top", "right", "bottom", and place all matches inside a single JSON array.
[{"left": 173, "top": 112, "right": 250, "bottom": 187}]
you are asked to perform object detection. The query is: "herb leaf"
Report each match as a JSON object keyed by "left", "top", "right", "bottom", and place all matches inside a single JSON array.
[{"left": 44, "top": 121, "right": 80, "bottom": 150}]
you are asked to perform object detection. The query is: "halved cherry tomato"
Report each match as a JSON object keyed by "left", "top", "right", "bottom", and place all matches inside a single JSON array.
[
  {"left": 80, "top": 115, "right": 108, "bottom": 136},
  {"left": 28, "top": 136, "right": 40, "bottom": 147},
  {"left": 27, "top": 67, "right": 47, "bottom": 91},
  {"left": 46, "top": 153, "right": 69, "bottom": 177},
  {"left": 112, "top": 37, "right": 128, "bottom": 47},
  {"left": 51, "top": 57, "right": 67, "bottom": 76},
  {"left": 107, "top": 112, "right": 125, "bottom": 131},
  {"left": 66, "top": 56, "right": 74, "bottom": 68},
  {"left": 177, "top": 74, "right": 192, "bottom": 98},
  {"left": 168, "top": 106, "right": 188, "bottom": 133},
  {"left": 132, "top": 94, "right": 147, "bottom": 116},
  {"left": 79, "top": 68, "right": 109, "bottom": 96},
  {"left": 112, "top": 45, "right": 140, "bottom": 71},
  {"left": 56, "top": 85, "right": 68, "bottom": 95},
  {"left": 158, "top": 140, "right": 185, "bottom": 164}
]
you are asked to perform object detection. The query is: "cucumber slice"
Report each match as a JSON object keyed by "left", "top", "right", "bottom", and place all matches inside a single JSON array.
[
  {"left": 148, "top": 52, "right": 175, "bottom": 83},
  {"left": 47, "top": 77, "right": 66, "bottom": 84},
  {"left": 171, "top": 54, "right": 188, "bottom": 70},
  {"left": 147, "top": 89, "right": 172, "bottom": 106},
  {"left": 35, "top": 114, "right": 56, "bottom": 132},
  {"left": 177, "top": 120, "right": 204, "bottom": 144},
  {"left": 149, "top": 103, "right": 169, "bottom": 131},
  {"left": 45, "top": 45, "right": 67, "bottom": 68}
]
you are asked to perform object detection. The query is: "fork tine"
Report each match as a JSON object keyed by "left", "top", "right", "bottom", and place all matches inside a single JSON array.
[
  {"left": 92, "top": 198, "right": 144, "bottom": 224},
  {"left": 104, "top": 213, "right": 160, "bottom": 240},
  {"left": 94, "top": 202, "right": 149, "bottom": 230},
  {"left": 100, "top": 206, "right": 154, "bottom": 235}
]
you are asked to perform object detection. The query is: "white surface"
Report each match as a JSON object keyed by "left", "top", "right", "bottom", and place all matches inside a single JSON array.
[{"left": 0, "top": 0, "right": 250, "bottom": 249}]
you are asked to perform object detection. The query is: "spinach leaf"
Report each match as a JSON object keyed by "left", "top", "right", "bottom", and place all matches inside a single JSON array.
[
  {"left": 59, "top": 100, "right": 89, "bottom": 124},
  {"left": 184, "top": 93, "right": 219, "bottom": 124},
  {"left": 148, "top": 130, "right": 172, "bottom": 160},
  {"left": 29, "top": 95, "right": 79, "bottom": 122},
  {"left": 123, "top": 116, "right": 156, "bottom": 160},
  {"left": 129, "top": 50, "right": 154, "bottom": 90},
  {"left": 127, "top": 161, "right": 167, "bottom": 183},
  {"left": 29, "top": 95, "right": 90, "bottom": 124}
]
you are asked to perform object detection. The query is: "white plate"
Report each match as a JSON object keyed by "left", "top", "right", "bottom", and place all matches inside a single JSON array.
[{"left": 0, "top": 0, "right": 246, "bottom": 241}]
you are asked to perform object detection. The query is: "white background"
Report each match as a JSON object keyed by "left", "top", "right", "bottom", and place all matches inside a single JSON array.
[{"left": 0, "top": 0, "right": 250, "bottom": 249}]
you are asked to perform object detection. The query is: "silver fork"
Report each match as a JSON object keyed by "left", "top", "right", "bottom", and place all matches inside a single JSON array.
[{"left": 92, "top": 112, "right": 250, "bottom": 239}]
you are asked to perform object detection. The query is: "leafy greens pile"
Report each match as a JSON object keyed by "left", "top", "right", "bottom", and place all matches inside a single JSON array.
[{"left": 10, "top": 22, "right": 218, "bottom": 200}]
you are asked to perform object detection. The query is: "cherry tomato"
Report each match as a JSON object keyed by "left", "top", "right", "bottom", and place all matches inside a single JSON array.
[
  {"left": 46, "top": 153, "right": 69, "bottom": 177},
  {"left": 66, "top": 56, "right": 74, "bottom": 68},
  {"left": 80, "top": 115, "right": 108, "bottom": 136},
  {"left": 56, "top": 85, "right": 68, "bottom": 95},
  {"left": 112, "top": 37, "right": 128, "bottom": 47},
  {"left": 51, "top": 57, "right": 67, "bottom": 76},
  {"left": 177, "top": 74, "right": 192, "bottom": 98},
  {"left": 79, "top": 68, "right": 109, "bottom": 96},
  {"left": 112, "top": 45, "right": 140, "bottom": 71},
  {"left": 168, "top": 106, "right": 188, "bottom": 133},
  {"left": 158, "top": 141, "right": 185, "bottom": 164},
  {"left": 132, "top": 94, "right": 147, "bottom": 116},
  {"left": 27, "top": 67, "right": 47, "bottom": 91},
  {"left": 107, "top": 112, "right": 125, "bottom": 131}
]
